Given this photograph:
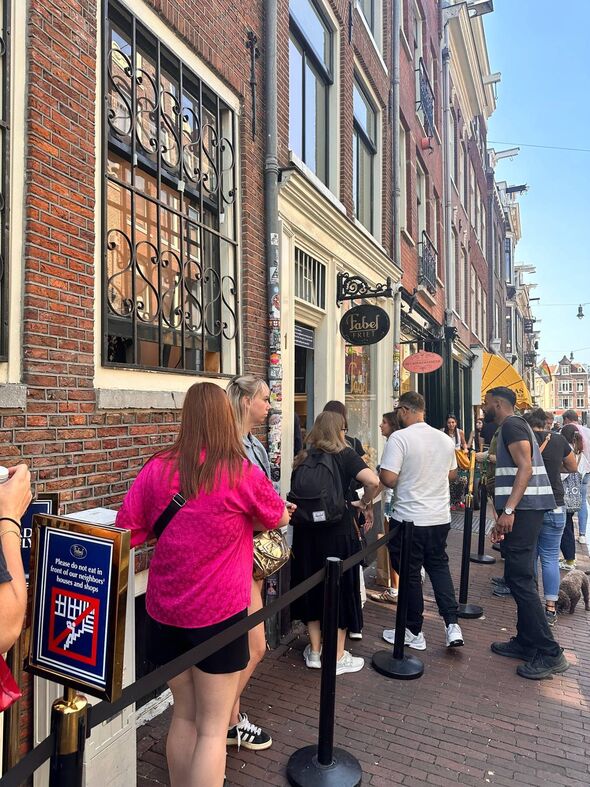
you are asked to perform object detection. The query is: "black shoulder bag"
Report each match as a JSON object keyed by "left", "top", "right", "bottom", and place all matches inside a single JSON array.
[{"left": 153, "top": 492, "right": 187, "bottom": 538}]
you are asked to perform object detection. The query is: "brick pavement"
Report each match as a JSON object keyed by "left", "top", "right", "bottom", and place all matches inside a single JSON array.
[{"left": 137, "top": 522, "right": 590, "bottom": 786}]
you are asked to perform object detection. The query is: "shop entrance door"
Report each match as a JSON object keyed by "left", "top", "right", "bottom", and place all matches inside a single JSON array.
[{"left": 294, "top": 323, "right": 315, "bottom": 445}]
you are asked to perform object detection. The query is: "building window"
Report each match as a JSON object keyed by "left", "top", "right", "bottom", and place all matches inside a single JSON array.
[
  {"left": 454, "top": 238, "right": 463, "bottom": 318},
  {"left": 104, "top": 2, "right": 239, "bottom": 374},
  {"left": 561, "top": 365, "right": 570, "bottom": 375},
  {"left": 504, "top": 237, "right": 513, "bottom": 283},
  {"left": 577, "top": 397, "right": 585, "bottom": 408},
  {"left": 480, "top": 188, "right": 487, "bottom": 247},
  {"left": 294, "top": 247, "right": 326, "bottom": 309},
  {"left": 416, "top": 161, "right": 426, "bottom": 241},
  {"left": 451, "top": 112, "right": 458, "bottom": 185},
  {"left": 289, "top": 0, "right": 333, "bottom": 185},
  {"left": 469, "top": 264, "right": 476, "bottom": 328},
  {"left": 469, "top": 162, "right": 476, "bottom": 228},
  {"left": 505, "top": 307, "right": 513, "bottom": 354},
  {"left": 0, "top": 0, "right": 9, "bottom": 359},
  {"left": 353, "top": 78, "right": 378, "bottom": 233},
  {"left": 358, "top": 0, "right": 375, "bottom": 34},
  {"left": 560, "top": 381, "right": 573, "bottom": 393},
  {"left": 399, "top": 124, "right": 407, "bottom": 230}
]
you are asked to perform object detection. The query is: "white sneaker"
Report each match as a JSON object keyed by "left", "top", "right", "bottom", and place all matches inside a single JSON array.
[
  {"left": 445, "top": 623, "right": 464, "bottom": 648},
  {"left": 348, "top": 631, "right": 362, "bottom": 640},
  {"left": 303, "top": 644, "right": 321, "bottom": 669},
  {"left": 383, "top": 627, "right": 426, "bottom": 650},
  {"left": 420, "top": 567, "right": 426, "bottom": 584},
  {"left": 559, "top": 560, "right": 576, "bottom": 571},
  {"left": 335, "top": 650, "right": 364, "bottom": 675},
  {"left": 578, "top": 535, "right": 587, "bottom": 545}
]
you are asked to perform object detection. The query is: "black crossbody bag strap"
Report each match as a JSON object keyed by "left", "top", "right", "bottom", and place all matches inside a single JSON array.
[{"left": 153, "top": 492, "right": 187, "bottom": 538}]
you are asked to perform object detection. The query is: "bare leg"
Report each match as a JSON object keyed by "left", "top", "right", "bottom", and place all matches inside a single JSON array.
[
  {"left": 190, "top": 666, "right": 241, "bottom": 787},
  {"left": 307, "top": 620, "right": 322, "bottom": 653},
  {"left": 390, "top": 569, "right": 399, "bottom": 591},
  {"left": 166, "top": 669, "right": 197, "bottom": 787},
  {"left": 337, "top": 628, "right": 347, "bottom": 661},
  {"left": 229, "top": 578, "right": 266, "bottom": 727}
]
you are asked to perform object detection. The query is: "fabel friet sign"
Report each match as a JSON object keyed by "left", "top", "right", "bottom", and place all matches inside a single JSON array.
[{"left": 339, "top": 304, "right": 390, "bottom": 346}]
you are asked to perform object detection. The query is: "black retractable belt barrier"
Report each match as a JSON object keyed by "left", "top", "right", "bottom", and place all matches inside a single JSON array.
[
  {"left": 286, "top": 557, "right": 362, "bottom": 787},
  {"left": 470, "top": 483, "right": 496, "bottom": 564},
  {"left": 372, "top": 520, "right": 424, "bottom": 680},
  {"left": 458, "top": 488, "right": 484, "bottom": 619}
]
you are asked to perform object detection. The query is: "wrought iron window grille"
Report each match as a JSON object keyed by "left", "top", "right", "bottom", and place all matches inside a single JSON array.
[
  {"left": 103, "top": 1, "right": 239, "bottom": 375},
  {"left": 418, "top": 231, "right": 437, "bottom": 295},
  {"left": 415, "top": 57, "right": 435, "bottom": 138}
]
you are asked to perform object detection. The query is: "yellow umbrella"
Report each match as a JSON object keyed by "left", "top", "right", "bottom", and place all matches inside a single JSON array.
[{"left": 481, "top": 352, "right": 532, "bottom": 409}]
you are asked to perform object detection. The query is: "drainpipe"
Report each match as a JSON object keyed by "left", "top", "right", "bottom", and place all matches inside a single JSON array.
[
  {"left": 264, "top": 0, "right": 281, "bottom": 487},
  {"left": 441, "top": 3, "right": 453, "bottom": 420},
  {"left": 263, "top": 0, "right": 282, "bottom": 647},
  {"left": 391, "top": 0, "right": 402, "bottom": 403}
]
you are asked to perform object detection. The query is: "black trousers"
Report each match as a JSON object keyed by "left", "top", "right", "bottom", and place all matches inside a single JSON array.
[
  {"left": 503, "top": 509, "right": 560, "bottom": 657},
  {"left": 388, "top": 521, "right": 458, "bottom": 634},
  {"left": 560, "top": 512, "right": 576, "bottom": 561}
]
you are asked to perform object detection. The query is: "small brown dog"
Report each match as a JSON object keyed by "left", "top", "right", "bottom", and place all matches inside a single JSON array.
[{"left": 556, "top": 570, "right": 590, "bottom": 614}]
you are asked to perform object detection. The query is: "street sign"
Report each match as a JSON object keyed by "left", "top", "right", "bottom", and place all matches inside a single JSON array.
[
  {"left": 20, "top": 494, "right": 58, "bottom": 585},
  {"left": 340, "top": 304, "right": 390, "bottom": 346},
  {"left": 26, "top": 514, "right": 130, "bottom": 701}
]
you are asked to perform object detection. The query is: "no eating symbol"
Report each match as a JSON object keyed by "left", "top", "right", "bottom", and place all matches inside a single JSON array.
[{"left": 48, "top": 587, "right": 100, "bottom": 667}]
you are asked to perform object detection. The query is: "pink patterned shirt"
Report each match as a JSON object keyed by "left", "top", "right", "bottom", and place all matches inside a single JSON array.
[{"left": 116, "top": 455, "right": 285, "bottom": 628}]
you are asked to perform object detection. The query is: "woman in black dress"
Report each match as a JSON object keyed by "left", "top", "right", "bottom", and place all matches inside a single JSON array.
[{"left": 289, "top": 411, "right": 379, "bottom": 675}]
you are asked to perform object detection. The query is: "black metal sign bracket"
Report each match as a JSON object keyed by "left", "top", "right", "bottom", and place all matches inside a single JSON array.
[{"left": 336, "top": 272, "right": 395, "bottom": 307}]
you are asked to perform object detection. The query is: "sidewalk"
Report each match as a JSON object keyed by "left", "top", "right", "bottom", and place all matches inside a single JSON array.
[{"left": 137, "top": 524, "right": 590, "bottom": 786}]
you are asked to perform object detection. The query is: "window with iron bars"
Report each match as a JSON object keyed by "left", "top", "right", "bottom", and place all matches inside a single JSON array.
[
  {"left": 0, "top": 0, "right": 9, "bottom": 359},
  {"left": 103, "top": 1, "right": 239, "bottom": 375},
  {"left": 294, "top": 248, "right": 326, "bottom": 310}
]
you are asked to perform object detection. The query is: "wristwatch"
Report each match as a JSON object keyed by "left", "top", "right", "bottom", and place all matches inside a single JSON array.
[{"left": 503, "top": 507, "right": 514, "bottom": 516}]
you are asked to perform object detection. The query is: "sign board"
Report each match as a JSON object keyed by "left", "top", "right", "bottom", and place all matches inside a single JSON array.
[
  {"left": 26, "top": 514, "right": 130, "bottom": 701},
  {"left": 339, "top": 304, "right": 390, "bottom": 346},
  {"left": 403, "top": 350, "right": 443, "bottom": 374},
  {"left": 523, "top": 318, "right": 535, "bottom": 333},
  {"left": 294, "top": 323, "right": 315, "bottom": 350},
  {"left": 20, "top": 494, "right": 59, "bottom": 585}
]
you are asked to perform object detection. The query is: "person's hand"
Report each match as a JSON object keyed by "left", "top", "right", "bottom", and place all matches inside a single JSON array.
[
  {"left": 285, "top": 502, "right": 297, "bottom": 520},
  {"left": 495, "top": 511, "right": 514, "bottom": 535},
  {"left": 0, "top": 464, "right": 32, "bottom": 521},
  {"left": 490, "top": 526, "right": 504, "bottom": 544},
  {"left": 363, "top": 507, "right": 374, "bottom": 532}
]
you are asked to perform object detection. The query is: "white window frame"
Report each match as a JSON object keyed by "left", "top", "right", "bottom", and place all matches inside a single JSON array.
[
  {"left": 399, "top": 124, "right": 408, "bottom": 230},
  {"left": 352, "top": 69, "right": 382, "bottom": 239}
]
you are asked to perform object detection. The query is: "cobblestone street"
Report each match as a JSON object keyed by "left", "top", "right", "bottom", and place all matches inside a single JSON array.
[{"left": 137, "top": 525, "right": 590, "bottom": 786}]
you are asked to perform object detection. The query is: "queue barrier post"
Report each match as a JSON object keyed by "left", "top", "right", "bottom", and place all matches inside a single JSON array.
[
  {"left": 372, "top": 520, "right": 424, "bottom": 680},
  {"left": 470, "top": 483, "right": 496, "bottom": 564},
  {"left": 49, "top": 687, "right": 89, "bottom": 787},
  {"left": 287, "top": 557, "right": 362, "bottom": 787},
  {"left": 457, "top": 480, "right": 484, "bottom": 620}
]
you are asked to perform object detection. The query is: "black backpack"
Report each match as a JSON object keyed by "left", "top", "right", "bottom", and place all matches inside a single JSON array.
[{"left": 288, "top": 450, "right": 346, "bottom": 525}]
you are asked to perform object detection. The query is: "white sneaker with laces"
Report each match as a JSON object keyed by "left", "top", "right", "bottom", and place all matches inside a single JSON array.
[
  {"left": 579, "top": 535, "right": 587, "bottom": 545},
  {"left": 445, "top": 623, "right": 464, "bottom": 648},
  {"left": 382, "top": 628, "right": 426, "bottom": 650},
  {"left": 335, "top": 650, "right": 364, "bottom": 675},
  {"left": 303, "top": 644, "right": 322, "bottom": 669}
]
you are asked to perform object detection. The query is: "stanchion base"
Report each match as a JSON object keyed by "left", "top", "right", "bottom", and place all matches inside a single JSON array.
[
  {"left": 286, "top": 745, "right": 362, "bottom": 787},
  {"left": 372, "top": 649, "right": 424, "bottom": 680},
  {"left": 470, "top": 553, "right": 496, "bottom": 564},
  {"left": 458, "top": 603, "right": 484, "bottom": 619}
]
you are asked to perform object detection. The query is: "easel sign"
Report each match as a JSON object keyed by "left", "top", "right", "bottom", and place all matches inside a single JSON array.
[{"left": 26, "top": 514, "right": 130, "bottom": 701}]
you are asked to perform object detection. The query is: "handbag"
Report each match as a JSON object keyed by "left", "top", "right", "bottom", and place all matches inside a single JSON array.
[
  {"left": 0, "top": 654, "right": 22, "bottom": 712},
  {"left": 563, "top": 471, "right": 582, "bottom": 513},
  {"left": 253, "top": 529, "right": 290, "bottom": 581},
  {"left": 455, "top": 449, "right": 470, "bottom": 471}
]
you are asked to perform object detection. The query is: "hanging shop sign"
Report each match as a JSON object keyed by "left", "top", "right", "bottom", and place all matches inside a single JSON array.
[
  {"left": 339, "top": 304, "right": 390, "bottom": 346},
  {"left": 26, "top": 514, "right": 130, "bottom": 701},
  {"left": 403, "top": 350, "right": 443, "bottom": 374}
]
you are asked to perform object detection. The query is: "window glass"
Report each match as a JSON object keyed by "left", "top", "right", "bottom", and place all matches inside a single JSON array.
[
  {"left": 353, "top": 80, "right": 377, "bottom": 233},
  {"left": 290, "top": 0, "right": 331, "bottom": 70}
]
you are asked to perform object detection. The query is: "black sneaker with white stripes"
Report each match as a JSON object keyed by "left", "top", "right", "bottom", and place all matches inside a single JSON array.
[{"left": 226, "top": 712, "right": 272, "bottom": 750}]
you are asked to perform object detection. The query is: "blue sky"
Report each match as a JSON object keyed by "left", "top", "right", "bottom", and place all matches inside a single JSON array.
[{"left": 484, "top": 0, "right": 590, "bottom": 367}]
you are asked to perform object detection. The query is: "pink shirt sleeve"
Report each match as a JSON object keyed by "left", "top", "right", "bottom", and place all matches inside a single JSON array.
[
  {"left": 116, "top": 459, "right": 168, "bottom": 548},
  {"left": 239, "top": 465, "right": 286, "bottom": 530}
]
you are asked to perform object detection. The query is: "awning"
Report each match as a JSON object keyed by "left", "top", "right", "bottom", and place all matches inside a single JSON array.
[{"left": 481, "top": 352, "right": 533, "bottom": 409}]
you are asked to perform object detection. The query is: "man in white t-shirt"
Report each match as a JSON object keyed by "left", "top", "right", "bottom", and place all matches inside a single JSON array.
[{"left": 379, "top": 391, "right": 464, "bottom": 651}]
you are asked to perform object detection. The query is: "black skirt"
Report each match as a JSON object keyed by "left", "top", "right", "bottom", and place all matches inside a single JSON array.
[{"left": 290, "top": 518, "right": 363, "bottom": 632}]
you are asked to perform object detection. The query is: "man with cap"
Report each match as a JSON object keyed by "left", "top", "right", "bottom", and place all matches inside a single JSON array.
[{"left": 485, "top": 386, "right": 569, "bottom": 680}]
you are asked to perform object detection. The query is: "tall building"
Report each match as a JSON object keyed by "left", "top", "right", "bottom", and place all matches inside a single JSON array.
[{"left": 553, "top": 355, "right": 590, "bottom": 424}]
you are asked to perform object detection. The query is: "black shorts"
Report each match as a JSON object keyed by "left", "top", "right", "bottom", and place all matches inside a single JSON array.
[{"left": 146, "top": 609, "right": 249, "bottom": 675}]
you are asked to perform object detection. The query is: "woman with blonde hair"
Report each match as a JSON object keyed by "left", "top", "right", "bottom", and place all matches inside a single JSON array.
[
  {"left": 289, "top": 411, "right": 379, "bottom": 675},
  {"left": 226, "top": 373, "right": 280, "bottom": 750},
  {"left": 117, "top": 383, "right": 288, "bottom": 786}
]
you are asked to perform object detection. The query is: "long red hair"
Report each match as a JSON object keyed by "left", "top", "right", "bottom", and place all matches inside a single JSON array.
[{"left": 158, "top": 382, "right": 246, "bottom": 496}]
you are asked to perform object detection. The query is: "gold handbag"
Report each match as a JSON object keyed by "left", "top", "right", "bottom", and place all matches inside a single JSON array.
[{"left": 253, "top": 529, "right": 290, "bottom": 581}]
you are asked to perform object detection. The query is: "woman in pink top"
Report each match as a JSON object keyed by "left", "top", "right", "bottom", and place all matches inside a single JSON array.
[{"left": 117, "top": 383, "right": 288, "bottom": 787}]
